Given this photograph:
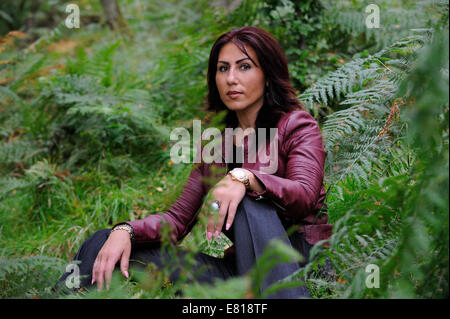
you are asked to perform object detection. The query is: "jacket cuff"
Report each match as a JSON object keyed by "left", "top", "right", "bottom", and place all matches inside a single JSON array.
[
  {"left": 245, "top": 168, "right": 268, "bottom": 197},
  {"left": 244, "top": 168, "right": 304, "bottom": 217}
]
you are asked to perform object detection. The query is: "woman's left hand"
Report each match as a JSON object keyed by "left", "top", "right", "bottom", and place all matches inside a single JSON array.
[{"left": 206, "top": 174, "right": 246, "bottom": 240}]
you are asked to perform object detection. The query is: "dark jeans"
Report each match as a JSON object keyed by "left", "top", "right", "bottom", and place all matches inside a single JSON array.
[{"left": 57, "top": 195, "right": 313, "bottom": 298}]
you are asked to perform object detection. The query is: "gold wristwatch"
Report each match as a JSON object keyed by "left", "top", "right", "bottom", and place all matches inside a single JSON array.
[{"left": 228, "top": 168, "right": 250, "bottom": 188}]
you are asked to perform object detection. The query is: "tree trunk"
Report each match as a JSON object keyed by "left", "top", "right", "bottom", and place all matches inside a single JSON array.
[{"left": 99, "top": 0, "right": 132, "bottom": 37}]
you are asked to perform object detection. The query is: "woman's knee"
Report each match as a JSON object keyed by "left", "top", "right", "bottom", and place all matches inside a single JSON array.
[
  {"left": 76, "top": 228, "right": 111, "bottom": 259},
  {"left": 235, "top": 195, "right": 277, "bottom": 220},
  {"left": 89, "top": 228, "right": 111, "bottom": 242}
]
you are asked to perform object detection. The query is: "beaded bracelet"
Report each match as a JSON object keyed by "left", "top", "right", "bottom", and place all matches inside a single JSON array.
[{"left": 111, "top": 223, "right": 135, "bottom": 241}]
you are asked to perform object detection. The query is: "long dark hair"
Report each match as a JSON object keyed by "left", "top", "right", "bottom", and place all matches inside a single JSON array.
[{"left": 206, "top": 26, "right": 304, "bottom": 133}]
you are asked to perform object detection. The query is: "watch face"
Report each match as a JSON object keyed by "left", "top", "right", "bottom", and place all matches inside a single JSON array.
[{"left": 234, "top": 169, "right": 245, "bottom": 179}]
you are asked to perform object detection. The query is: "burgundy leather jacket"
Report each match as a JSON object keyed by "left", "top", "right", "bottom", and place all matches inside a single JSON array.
[{"left": 129, "top": 110, "right": 332, "bottom": 247}]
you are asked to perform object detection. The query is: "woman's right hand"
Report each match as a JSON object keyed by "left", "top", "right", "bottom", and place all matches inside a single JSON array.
[{"left": 91, "top": 229, "right": 131, "bottom": 291}]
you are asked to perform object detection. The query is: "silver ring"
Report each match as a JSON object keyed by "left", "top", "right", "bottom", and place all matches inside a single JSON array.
[{"left": 210, "top": 200, "right": 220, "bottom": 212}]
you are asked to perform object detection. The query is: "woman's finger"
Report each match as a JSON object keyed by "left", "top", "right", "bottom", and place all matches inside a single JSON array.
[
  {"left": 206, "top": 210, "right": 216, "bottom": 240},
  {"left": 96, "top": 261, "right": 105, "bottom": 291},
  {"left": 206, "top": 199, "right": 226, "bottom": 240},
  {"left": 104, "top": 259, "right": 114, "bottom": 291},
  {"left": 214, "top": 200, "right": 229, "bottom": 238},
  {"left": 92, "top": 255, "right": 103, "bottom": 287},
  {"left": 91, "top": 259, "right": 98, "bottom": 285},
  {"left": 224, "top": 200, "right": 239, "bottom": 231},
  {"left": 120, "top": 246, "right": 131, "bottom": 279}
]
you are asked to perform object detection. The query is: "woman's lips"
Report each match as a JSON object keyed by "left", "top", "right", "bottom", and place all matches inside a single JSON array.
[{"left": 227, "top": 92, "right": 242, "bottom": 99}]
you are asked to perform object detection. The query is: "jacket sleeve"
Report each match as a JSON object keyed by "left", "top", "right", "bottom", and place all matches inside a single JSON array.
[
  {"left": 247, "top": 111, "right": 326, "bottom": 220},
  {"left": 128, "top": 163, "right": 206, "bottom": 244}
]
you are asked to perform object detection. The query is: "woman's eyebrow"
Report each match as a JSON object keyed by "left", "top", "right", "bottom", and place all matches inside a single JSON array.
[{"left": 217, "top": 57, "right": 251, "bottom": 65}]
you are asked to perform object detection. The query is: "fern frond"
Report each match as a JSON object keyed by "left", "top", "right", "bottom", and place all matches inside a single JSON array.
[
  {"left": 0, "top": 255, "right": 65, "bottom": 298},
  {"left": 310, "top": 31, "right": 432, "bottom": 188},
  {"left": 321, "top": 0, "right": 441, "bottom": 50}
]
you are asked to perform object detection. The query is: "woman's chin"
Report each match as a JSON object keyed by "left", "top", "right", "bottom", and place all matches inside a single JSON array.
[
  {"left": 226, "top": 106, "right": 245, "bottom": 112},
  {"left": 224, "top": 102, "right": 251, "bottom": 112}
]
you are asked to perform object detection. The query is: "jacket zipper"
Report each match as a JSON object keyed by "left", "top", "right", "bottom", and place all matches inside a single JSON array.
[{"left": 255, "top": 195, "right": 287, "bottom": 212}]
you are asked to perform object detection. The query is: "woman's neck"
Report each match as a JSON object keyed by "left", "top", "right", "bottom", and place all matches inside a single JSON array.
[{"left": 235, "top": 103, "right": 262, "bottom": 131}]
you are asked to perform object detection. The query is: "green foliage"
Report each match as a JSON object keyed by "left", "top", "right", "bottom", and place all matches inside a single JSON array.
[
  {"left": 182, "top": 238, "right": 306, "bottom": 299},
  {"left": 322, "top": 0, "right": 448, "bottom": 52},
  {"left": 307, "top": 29, "right": 449, "bottom": 298},
  {"left": 0, "top": 0, "right": 448, "bottom": 299},
  {"left": 182, "top": 276, "right": 250, "bottom": 299},
  {"left": 254, "top": 0, "right": 327, "bottom": 90},
  {"left": 0, "top": 255, "right": 65, "bottom": 298},
  {"left": 380, "top": 29, "right": 449, "bottom": 298},
  {"left": 223, "top": 0, "right": 340, "bottom": 90},
  {"left": 308, "top": 31, "right": 430, "bottom": 186},
  {"left": 252, "top": 239, "right": 304, "bottom": 298},
  {"left": 0, "top": 0, "right": 65, "bottom": 36}
]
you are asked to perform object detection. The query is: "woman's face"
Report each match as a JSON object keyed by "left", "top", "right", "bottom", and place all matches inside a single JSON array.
[{"left": 215, "top": 42, "right": 266, "bottom": 114}]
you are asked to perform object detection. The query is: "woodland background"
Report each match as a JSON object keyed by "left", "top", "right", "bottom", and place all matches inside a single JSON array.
[{"left": 0, "top": 0, "right": 448, "bottom": 298}]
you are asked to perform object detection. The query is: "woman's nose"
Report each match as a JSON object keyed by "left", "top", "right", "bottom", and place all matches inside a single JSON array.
[{"left": 226, "top": 67, "right": 238, "bottom": 85}]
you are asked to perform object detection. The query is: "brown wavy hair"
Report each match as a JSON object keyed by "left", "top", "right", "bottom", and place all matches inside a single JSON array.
[{"left": 206, "top": 26, "right": 304, "bottom": 133}]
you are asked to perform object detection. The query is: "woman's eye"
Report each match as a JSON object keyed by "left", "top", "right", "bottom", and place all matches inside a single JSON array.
[
  {"left": 218, "top": 66, "right": 228, "bottom": 72},
  {"left": 240, "top": 64, "right": 251, "bottom": 70}
]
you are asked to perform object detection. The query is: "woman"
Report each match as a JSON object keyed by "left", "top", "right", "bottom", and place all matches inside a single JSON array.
[{"left": 57, "top": 26, "right": 332, "bottom": 298}]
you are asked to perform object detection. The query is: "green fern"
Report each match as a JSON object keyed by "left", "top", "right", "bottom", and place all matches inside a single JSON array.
[
  {"left": 306, "top": 28, "right": 448, "bottom": 299},
  {"left": 301, "top": 31, "right": 430, "bottom": 189},
  {"left": 0, "top": 255, "right": 65, "bottom": 298},
  {"left": 321, "top": 0, "right": 447, "bottom": 51}
]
